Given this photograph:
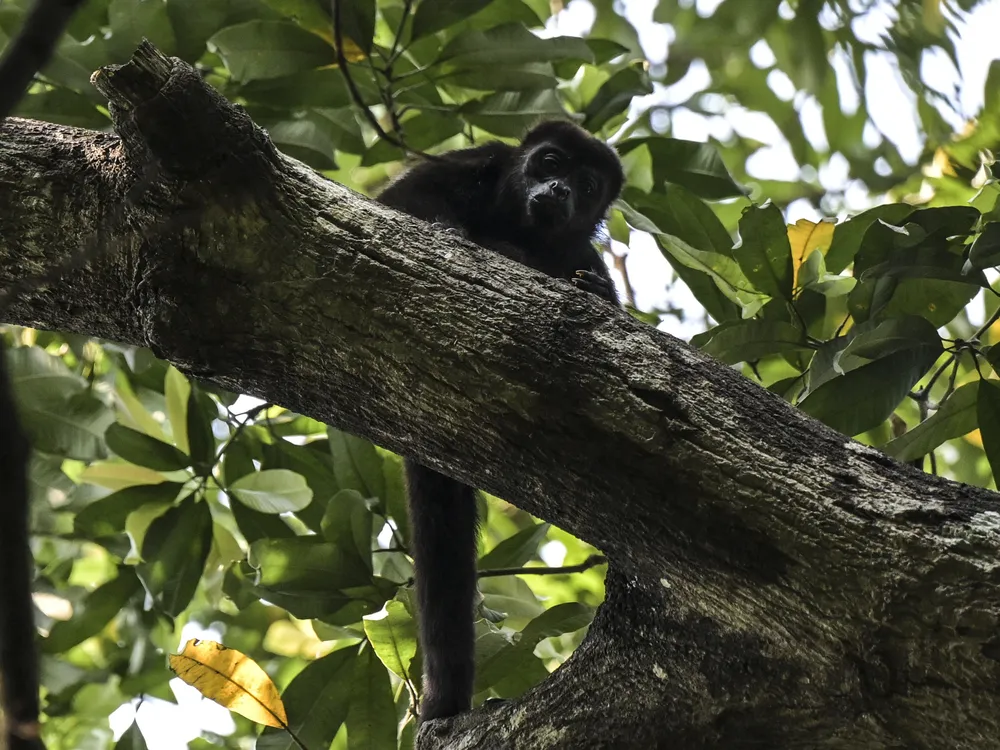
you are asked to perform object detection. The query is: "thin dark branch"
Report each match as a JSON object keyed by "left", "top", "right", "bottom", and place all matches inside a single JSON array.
[
  {"left": 331, "top": 0, "right": 434, "bottom": 159},
  {"left": 477, "top": 555, "right": 608, "bottom": 579},
  {"left": 0, "top": 0, "right": 88, "bottom": 119}
]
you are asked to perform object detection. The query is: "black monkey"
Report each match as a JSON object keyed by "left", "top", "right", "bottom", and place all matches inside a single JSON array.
[{"left": 377, "top": 120, "right": 622, "bottom": 721}]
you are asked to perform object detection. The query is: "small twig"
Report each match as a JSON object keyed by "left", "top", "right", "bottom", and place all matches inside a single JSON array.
[
  {"left": 477, "top": 554, "right": 607, "bottom": 579},
  {"left": 611, "top": 251, "right": 636, "bottom": 308},
  {"left": 915, "top": 300, "right": 1000, "bottom": 400},
  {"left": 331, "top": 0, "right": 432, "bottom": 159},
  {"left": 0, "top": 0, "right": 88, "bottom": 118},
  {"left": 387, "top": 0, "right": 413, "bottom": 65}
]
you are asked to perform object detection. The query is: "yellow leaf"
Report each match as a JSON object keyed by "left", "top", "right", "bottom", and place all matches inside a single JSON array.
[
  {"left": 966, "top": 428, "right": 983, "bottom": 448},
  {"left": 336, "top": 38, "right": 367, "bottom": 63},
  {"left": 169, "top": 639, "right": 288, "bottom": 728},
  {"left": 80, "top": 461, "right": 166, "bottom": 490},
  {"left": 164, "top": 366, "right": 191, "bottom": 454},
  {"left": 787, "top": 218, "right": 835, "bottom": 286}
]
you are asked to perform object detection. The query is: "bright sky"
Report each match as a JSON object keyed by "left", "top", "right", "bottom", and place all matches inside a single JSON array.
[{"left": 108, "top": 1, "right": 1000, "bottom": 746}]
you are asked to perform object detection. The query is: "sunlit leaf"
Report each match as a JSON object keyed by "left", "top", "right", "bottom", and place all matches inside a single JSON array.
[
  {"left": 479, "top": 522, "right": 550, "bottom": 570},
  {"left": 362, "top": 600, "right": 418, "bottom": 682},
  {"left": 164, "top": 366, "right": 191, "bottom": 454},
  {"left": 882, "top": 381, "right": 978, "bottom": 463},
  {"left": 696, "top": 320, "right": 807, "bottom": 365},
  {"left": 138, "top": 495, "right": 213, "bottom": 616},
  {"left": 736, "top": 203, "right": 794, "bottom": 301},
  {"left": 169, "top": 639, "right": 288, "bottom": 728},
  {"left": 75, "top": 482, "right": 184, "bottom": 538},
  {"left": 345, "top": 645, "right": 396, "bottom": 750},
  {"left": 788, "top": 217, "right": 834, "bottom": 287},
  {"left": 256, "top": 645, "right": 360, "bottom": 750},
  {"left": 43, "top": 567, "right": 142, "bottom": 653},
  {"left": 230, "top": 468, "right": 314, "bottom": 513}
]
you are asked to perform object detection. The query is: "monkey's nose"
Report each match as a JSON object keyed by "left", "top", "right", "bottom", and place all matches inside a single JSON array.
[{"left": 549, "top": 182, "right": 570, "bottom": 201}]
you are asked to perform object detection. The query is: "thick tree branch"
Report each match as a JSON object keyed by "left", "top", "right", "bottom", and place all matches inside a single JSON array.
[{"left": 1, "top": 43, "right": 998, "bottom": 749}]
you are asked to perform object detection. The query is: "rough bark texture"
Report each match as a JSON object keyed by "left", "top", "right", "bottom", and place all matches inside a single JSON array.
[{"left": 1, "top": 43, "right": 999, "bottom": 749}]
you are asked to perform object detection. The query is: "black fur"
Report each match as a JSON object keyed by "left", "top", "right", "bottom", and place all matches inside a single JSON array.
[
  {"left": 378, "top": 120, "right": 622, "bottom": 721},
  {"left": 0, "top": 346, "right": 43, "bottom": 750}
]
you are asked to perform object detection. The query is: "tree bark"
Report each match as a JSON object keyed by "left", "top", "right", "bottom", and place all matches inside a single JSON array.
[{"left": 1, "top": 42, "right": 998, "bottom": 749}]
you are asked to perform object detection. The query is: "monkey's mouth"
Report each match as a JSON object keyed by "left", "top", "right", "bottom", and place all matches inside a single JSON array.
[{"left": 527, "top": 195, "right": 570, "bottom": 225}]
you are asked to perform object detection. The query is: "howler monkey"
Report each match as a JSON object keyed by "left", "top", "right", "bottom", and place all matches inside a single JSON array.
[{"left": 377, "top": 120, "right": 623, "bottom": 721}]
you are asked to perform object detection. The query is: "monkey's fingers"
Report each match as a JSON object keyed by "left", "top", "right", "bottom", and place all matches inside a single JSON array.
[
  {"left": 572, "top": 270, "right": 614, "bottom": 298},
  {"left": 429, "top": 222, "right": 466, "bottom": 238}
]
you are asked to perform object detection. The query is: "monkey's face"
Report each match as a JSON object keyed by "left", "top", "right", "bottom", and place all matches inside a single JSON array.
[{"left": 522, "top": 146, "right": 609, "bottom": 234}]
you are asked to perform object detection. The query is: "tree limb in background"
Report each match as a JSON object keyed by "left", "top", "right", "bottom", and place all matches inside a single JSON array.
[{"left": 0, "top": 3, "right": 86, "bottom": 747}]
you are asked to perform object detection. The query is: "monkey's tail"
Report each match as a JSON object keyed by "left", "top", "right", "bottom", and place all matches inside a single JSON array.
[
  {"left": 0, "top": 346, "right": 45, "bottom": 749},
  {"left": 404, "top": 460, "right": 479, "bottom": 721}
]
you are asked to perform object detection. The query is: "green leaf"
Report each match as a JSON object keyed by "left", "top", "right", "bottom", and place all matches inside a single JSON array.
[
  {"left": 478, "top": 576, "right": 543, "bottom": 620},
  {"left": 321, "top": 489, "right": 373, "bottom": 572},
  {"left": 697, "top": 320, "right": 807, "bottom": 364},
  {"left": 107, "top": 0, "right": 177, "bottom": 60},
  {"left": 882, "top": 382, "right": 979, "bottom": 463},
  {"left": 75, "top": 482, "right": 184, "bottom": 539},
  {"left": 164, "top": 366, "right": 190, "bottom": 454},
  {"left": 186, "top": 387, "right": 217, "bottom": 472},
  {"left": 249, "top": 537, "right": 374, "bottom": 616},
  {"left": 439, "top": 24, "right": 593, "bottom": 68},
  {"left": 362, "top": 601, "right": 418, "bottom": 682},
  {"left": 14, "top": 87, "right": 109, "bottom": 129},
  {"left": 837, "top": 316, "right": 942, "bottom": 368},
  {"left": 618, "top": 198, "right": 761, "bottom": 315},
  {"left": 345, "top": 646, "right": 396, "bottom": 750},
  {"left": 137, "top": 495, "right": 213, "bottom": 616},
  {"left": 620, "top": 190, "right": 741, "bottom": 322},
  {"left": 977, "top": 379, "right": 1000, "bottom": 482},
  {"left": 328, "top": 430, "right": 385, "bottom": 500},
  {"left": 361, "top": 111, "right": 464, "bottom": 166},
  {"left": 800, "top": 326, "right": 942, "bottom": 436},
  {"left": 105, "top": 423, "right": 190, "bottom": 472},
  {"left": 736, "top": 203, "right": 794, "bottom": 301},
  {"left": 968, "top": 222, "right": 1000, "bottom": 269},
  {"left": 237, "top": 67, "right": 351, "bottom": 109},
  {"left": 210, "top": 21, "right": 335, "bottom": 82},
  {"left": 479, "top": 522, "right": 549, "bottom": 570},
  {"left": 618, "top": 137, "right": 746, "bottom": 200},
  {"left": 8, "top": 346, "right": 114, "bottom": 461},
  {"left": 44, "top": 567, "right": 142, "bottom": 653},
  {"left": 113, "top": 721, "right": 148, "bottom": 750},
  {"left": 445, "top": 62, "right": 557, "bottom": 93},
  {"left": 825, "top": 204, "right": 914, "bottom": 274},
  {"left": 256, "top": 645, "right": 360, "bottom": 750},
  {"left": 231, "top": 501, "right": 296, "bottom": 543},
  {"left": 475, "top": 603, "right": 592, "bottom": 691},
  {"left": 334, "top": 0, "right": 376, "bottom": 52},
  {"left": 230, "top": 469, "right": 314, "bottom": 513},
  {"left": 411, "top": 0, "right": 493, "bottom": 40},
  {"left": 583, "top": 63, "right": 653, "bottom": 131},
  {"left": 461, "top": 89, "right": 567, "bottom": 138}
]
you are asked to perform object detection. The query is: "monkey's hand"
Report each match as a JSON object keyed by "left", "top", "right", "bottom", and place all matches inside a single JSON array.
[{"left": 572, "top": 269, "right": 616, "bottom": 302}]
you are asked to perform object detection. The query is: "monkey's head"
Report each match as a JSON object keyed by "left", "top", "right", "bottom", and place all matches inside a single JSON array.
[{"left": 514, "top": 121, "right": 623, "bottom": 237}]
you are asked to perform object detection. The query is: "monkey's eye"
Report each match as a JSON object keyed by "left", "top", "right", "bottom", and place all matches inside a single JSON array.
[
  {"left": 582, "top": 176, "right": 599, "bottom": 195},
  {"left": 540, "top": 152, "right": 561, "bottom": 175}
]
